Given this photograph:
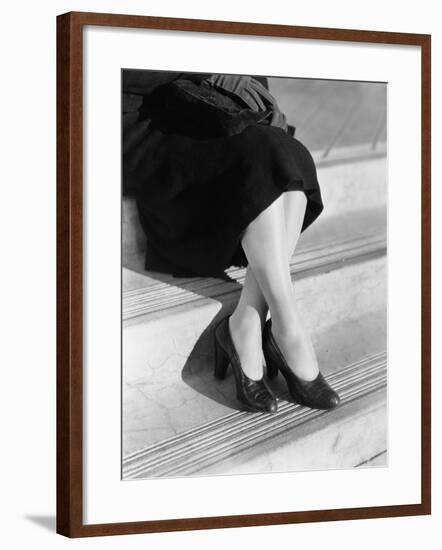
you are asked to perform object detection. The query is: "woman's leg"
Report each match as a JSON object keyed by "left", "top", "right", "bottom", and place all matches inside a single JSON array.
[
  {"left": 229, "top": 194, "right": 292, "bottom": 380},
  {"left": 230, "top": 191, "right": 319, "bottom": 381},
  {"left": 229, "top": 263, "right": 269, "bottom": 380},
  {"left": 274, "top": 191, "right": 319, "bottom": 381}
]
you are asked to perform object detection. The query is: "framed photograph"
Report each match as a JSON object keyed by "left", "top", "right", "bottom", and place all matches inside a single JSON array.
[{"left": 57, "top": 11, "right": 431, "bottom": 537}]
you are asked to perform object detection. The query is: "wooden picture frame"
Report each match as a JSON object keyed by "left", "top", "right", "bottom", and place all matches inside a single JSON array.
[{"left": 57, "top": 11, "right": 431, "bottom": 537}]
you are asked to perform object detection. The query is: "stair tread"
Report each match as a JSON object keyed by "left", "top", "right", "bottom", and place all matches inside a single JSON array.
[
  {"left": 123, "top": 351, "right": 386, "bottom": 479},
  {"left": 123, "top": 308, "right": 386, "bottom": 459},
  {"left": 197, "top": 388, "right": 387, "bottom": 477}
]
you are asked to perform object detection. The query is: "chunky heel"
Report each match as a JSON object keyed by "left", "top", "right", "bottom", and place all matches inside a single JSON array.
[
  {"left": 265, "top": 355, "right": 279, "bottom": 379},
  {"left": 213, "top": 316, "right": 278, "bottom": 413},
  {"left": 214, "top": 339, "right": 229, "bottom": 379}
]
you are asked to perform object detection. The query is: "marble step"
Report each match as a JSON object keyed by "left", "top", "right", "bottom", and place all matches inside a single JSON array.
[
  {"left": 123, "top": 257, "right": 387, "bottom": 460},
  {"left": 123, "top": 351, "right": 387, "bottom": 479},
  {"left": 123, "top": 145, "right": 386, "bottom": 271},
  {"left": 198, "top": 388, "right": 387, "bottom": 477}
]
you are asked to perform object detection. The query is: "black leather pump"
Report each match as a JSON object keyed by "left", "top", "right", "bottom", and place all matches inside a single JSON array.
[
  {"left": 214, "top": 316, "right": 278, "bottom": 413},
  {"left": 263, "top": 319, "right": 340, "bottom": 410}
]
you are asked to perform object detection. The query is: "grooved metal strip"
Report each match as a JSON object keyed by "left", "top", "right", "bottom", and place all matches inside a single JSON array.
[
  {"left": 124, "top": 352, "right": 383, "bottom": 460},
  {"left": 125, "top": 366, "right": 382, "bottom": 473},
  {"left": 123, "top": 351, "right": 387, "bottom": 479},
  {"left": 123, "top": 232, "right": 386, "bottom": 320},
  {"left": 126, "top": 364, "right": 383, "bottom": 475}
]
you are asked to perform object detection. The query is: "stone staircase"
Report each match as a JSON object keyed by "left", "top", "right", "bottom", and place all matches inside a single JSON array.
[
  {"left": 121, "top": 76, "right": 387, "bottom": 480},
  {"left": 121, "top": 141, "right": 388, "bottom": 479}
]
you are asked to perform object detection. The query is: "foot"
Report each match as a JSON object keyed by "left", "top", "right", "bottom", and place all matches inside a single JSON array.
[
  {"left": 228, "top": 310, "right": 264, "bottom": 381},
  {"left": 270, "top": 317, "right": 319, "bottom": 382}
]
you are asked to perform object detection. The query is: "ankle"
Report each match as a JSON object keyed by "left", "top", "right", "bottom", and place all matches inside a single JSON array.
[
  {"left": 270, "top": 313, "right": 300, "bottom": 339},
  {"left": 228, "top": 312, "right": 264, "bottom": 381},
  {"left": 230, "top": 308, "right": 263, "bottom": 335}
]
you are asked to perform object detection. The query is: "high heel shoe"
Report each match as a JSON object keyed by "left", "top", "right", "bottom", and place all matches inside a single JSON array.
[
  {"left": 214, "top": 316, "right": 278, "bottom": 413},
  {"left": 263, "top": 319, "right": 340, "bottom": 410}
]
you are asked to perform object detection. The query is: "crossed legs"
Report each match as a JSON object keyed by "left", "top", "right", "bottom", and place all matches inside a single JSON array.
[{"left": 229, "top": 191, "right": 319, "bottom": 381}]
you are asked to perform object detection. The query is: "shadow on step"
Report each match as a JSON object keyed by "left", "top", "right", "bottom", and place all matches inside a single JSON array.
[
  {"left": 137, "top": 267, "right": 288, "bottom": 412},
  {"left": 180, "top": 309, "right": 290, "bottom": 412},
  {"left": 183, "top": 310, "right": 292, "bottom": 413},
  {"left": 181, "top": 306, "right": 243, "bottom": 412}
]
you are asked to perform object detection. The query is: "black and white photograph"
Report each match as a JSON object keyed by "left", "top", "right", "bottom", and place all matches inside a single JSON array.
[
  {"left": 121, "top": 69, "right": 387, "bottom": 480},
  {"left": 1, "top": 0, "right": 437, "bottom": 543}
]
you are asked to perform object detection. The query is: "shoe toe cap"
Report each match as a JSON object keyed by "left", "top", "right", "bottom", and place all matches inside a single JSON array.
[
  {"left": 266, "top": 399, "right": 278, "bottom": 413},
  {"left": 328, "top": 392, "right": 340, "bottom": 409}
]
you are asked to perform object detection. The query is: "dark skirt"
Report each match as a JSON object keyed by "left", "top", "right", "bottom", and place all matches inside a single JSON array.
[{"left": 124, "top": 104, "right": 323, "bottom": 278}]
